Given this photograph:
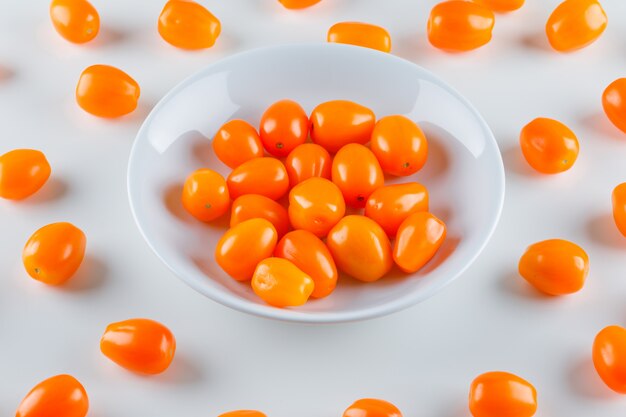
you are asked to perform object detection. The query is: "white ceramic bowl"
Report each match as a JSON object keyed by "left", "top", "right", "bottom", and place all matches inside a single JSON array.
[{"left": 128, "top": 43, "right": 505, "bottom": 323}]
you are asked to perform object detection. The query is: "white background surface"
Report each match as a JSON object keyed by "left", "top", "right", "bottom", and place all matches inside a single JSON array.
[{"left": 1, "top": 0, "right": 625, "bottom": 416}]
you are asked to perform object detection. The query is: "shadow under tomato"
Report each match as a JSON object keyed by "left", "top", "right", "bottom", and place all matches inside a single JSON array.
[
  {"left": 150, "top": 354, "right": 205, "bottom": 385},
  {"left": 498, "top": 269, "right": 556, "bottom": 301},
  {"left": 0, "top": 65, "right": 14, "bottom": 81},
  {"left": 58, "top": 255, "right": 107, "bottom": 292},
  {"left": 418, "top": 123, "right": 452, "bottom": 181},
  {"left": 586, "top": 212, "right": 626, "bottom": 249},
  {"left": 88, "top": 27, "right": 129, "bottom": 48},
  {"left": 19, "top": 178, "right": 68, "bottom": 205},
  {"left": 519, "top": 32, "right": 552, "bottom": 52},
  {"left": 579, "top": 112, "right": 625, "bottom": 141},
  {"left": 501, "top": 145, "right": 543, "bottom": 178},
  {"left": 568, "top": 356, "right": 618, "bottom": 400}
]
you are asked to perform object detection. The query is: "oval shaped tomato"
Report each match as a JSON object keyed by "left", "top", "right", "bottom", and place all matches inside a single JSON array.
[
  {"left": 366, "top": 183, "right": 429, "bottom": 237},
  {"left": 219, "top": 411, "right": 267, "bottom": 417},
  {"left": 332, "top": 143, "right": 384, "bottom": 208},
  {"left": 327, "top": 215, "right": 393, "bottom": 282},
  {"left": 0, "top": 149, "right": 51, "bottom": 200},
  {"left": 393, "top": 212, "right": 446, "bottom": 273},
  {"left": 612, "top": 183, "right": 626, "bottom": 237},
  {"left": 371, "top": 115, "right": 428, "bottom": 176},
  {"left": 593, "top": 325, "right": 626, "bottom": 394},
  {"left": 469, "top": 371, "right": 537, "bottom": 417},
  {"left": 310, "top": 100, "right": 375, "bottom": 153},
  {"left": 50, "top": 0, "right": 99, "bottom": 44},
  {"left": 212, "top": 119, "right": 263, "bottom": 169},
  {"left": 182, "top": 169, "right": 230, "bottom": 222},
  {"left": 285, "top": 143, "right": 332, "bottom": 187},
  {"left": 227, "top": 157, "right": 289, "bottom": 201},
  {"left": 278, "top": 0, "right": 321, "bottom": 9},
  {"left": 260, "top": 99, "right": 309, "bottom": 157},
  {"left": 343, "top": 398, "right": 402, "bottom": 417},
  {"left": 158, "top": 0, "right": 221, "bottom": 49},
  {"left": 546, "top": 0, "right": 607, "bottom": 52},
  {"left": 520, "top": 118, "right": 579, "bottom": 174},
  {"left": 327, "top": 22, "right": 391, "bottom": 53},
  {"left": 427, "top": 1, "right": 495, "bottom": 51},
  {"left": 16, "top": 374, "right": 89, "bottom": 417},
  {"left": 252, "top": 257, "right": 314, "bottom": 307},
  {"left": 76, "top": 65, "right": 140, "bottom": 118},
  {"left": 231, "top": 194, "right": 290, "bottom": 238},
  {"left": 474, "top": 0, "right": 524, "bottom": 12},
  {"left": 288, "top": 177, "right": 345, "bottom": 237},
  {"left": 603, "top": 78, "right": 626, "bottom": 134}
]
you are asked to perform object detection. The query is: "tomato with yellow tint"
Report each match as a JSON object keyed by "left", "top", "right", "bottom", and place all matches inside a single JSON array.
[
  {"left": 288, "top": 177, "right": 345, "bottom": 237},
  {"left": 278, "top": 0, "right": 321, "bottom": 9},
  {"left": 158, "top": 0, "right": 221, "bottom": 49},
  {"left": 518, "top": 239, "right": 589, "bottom": 295},
  {"left": 469, "top": 371, "right": 537, "bottom": 417},
  {"left": 182, "top": 169, "right": 230, "bottom": 222},
  {"left": 0, "top": 149, "right": 51, "bottom": 200},
  {"left": 332, "top": 143, "right": 384, "bottom": 208},
  {"left": 602, "top": 78, "right": 626, "bottom": 134},
  {"left": 427, "top": 1, "right": 495, "bottom": 52},
  {"left": 371, "top": 115, "right": 428, "bottom": 176},
  {"left": 520, "top": 117, "right": 579, "bottom": 174},
  {"left": 252, "top": 258, "right": 314, "bottom": 307},
  {"left": 227, "top": 157, "right": 289, "bottom": 200},
  {"left": 327, "top": 22, "right": 392, "bottom": 53},
  {"left": 23, "top": 222, "right": 86, "bottom": 285},
  {"left": 219, "top": 412, "right": 267, "bottom": 417},
  {"left": 285, "top": 143, "right": 332, "bottom": 187},
  {"left": 546, "top": 0, "right": 607, "bottom": 52},
  {"left": 16, "top": 374, "right": 89, "bottom": 417},
  {"left": 612, "top": 183, "right": 626, "bottom": 237},
  {"left": 474, "top": 0, "right": 524, "bottom": 12},
  {"left": 76, "top": 65, "right": 140, "bottom": 118},
  {"left": 365, "top": 182, "right": 429, "bottom": 237},
  {"left": 50, "top": 0, "right": 99, "bottom": 44},
  {"left": 393, "top": 212, "right": 446, "bottom": 273},
  {"left": 231, "top": 194, "right": 290, "bottom": 238},
  {"left": 343, "top": 398, "right": 402, "bottom": 417},
  {"left": 327, "top": 215, "right": 393, "bottom": 282},
  {"left": 593, "top": 325, "right": 626, "bottom": 394},
  {"left": 310, "top": 100, "right": 376, "bottom": 153},
  {"left": 260, "top": 99, "right": 309, "bottom": 157},
  {"left": 212, "top": 119, "right": 263, "bottom": 169}
]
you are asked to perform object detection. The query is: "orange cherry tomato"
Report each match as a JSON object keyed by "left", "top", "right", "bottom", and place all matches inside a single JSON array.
[
  {"left": 215, "top": 218, "right": 277, "bottom": 281},
  {"left": 602, "top": 78, "right": 626, "bottom": 134},
  {"left": 371, "top": 115, "right": 428, "bottom": 176},
  {"left": 327, "top": 215, "right": 393, "bottom": 282},
  {"left": 181, "top": 169, "right": 230, "bottom": 222},
  {"left": 212, "top": 119, "right": 264, "bottom": 169},
  {"left": 275, "top": 230, "right": 338, "bottom": 298},
  {"left": 365, "top": 182, "right": 429, "bottom": 237},
  {"left": 16, "top": 374, "right": 88, "bottom": 417},
  {"left": 332, "top": 143, "right": 384, "bottom": 208},
  {"left": 518, "top": 239, "right": 589, "bottom": 295},
  {"left": 219, "top": 411, "right": 267, "bottom": 417},
  {"left": 520, "top": 117, "right": 579, "bottom": 174},
  {"left": 231, "top": 194, "right": 290, "bottom": 238},
  {"left": 288, "top": 177, "right": 345, "bottom": 237},
  {"left": 593, "top": 325, "right": 626, "bottom": 394},
  {"left": 427, "top": 1, "right": 495, "bottom": 52},
  {"left": 227, "top": 157, "right": 289, "bottom": 201},
  {"left": 76, "top": 65, "right": 140, "bottom": 118},
  {"left": 100, "top": 318, "right": 176, "bottom": 375},
  {"left": 260, "top": 99, "right": 309, "bottom": 157},
  {"left": 327, "top": 22, "right": 392, "bottom": 53},
  {"left": 0, "top": 149, "right": 51, "bottom": 200},
  {"left": 285, "top": 143, "right": 332, "bottom": 187},
  {"left": 158, "top": 0, "right": 221, "bottom": 50},
  {"left": 393, "top": 212, "right": 446, "bottom": 273},
  {"left": 50, "top": 0, "right": 99, "bottom": 44},
  {"left": 469, "top": 371, "right": 537, "bottom": 417},
  {"left": 343, "top": 398, "right": 402, "bottom": 417},
  {"left": 546, "top": 0, "right": 607, "bottom": 52},
  {"left": 251, "top": 257, "right": 314, "bottom": 307},
  {"left": 278, "top": 0, "right": 321, "bottom": 9},
  {"left": 23, "top": 222, "right": 86, "bottom": 285},
  {"left": 310, "top": 100, "right": 376, "bottom": 154},
  {"left": 474, "top": 0, "right": 524, "bottom": 12},
  {"left": 612, "top": 183, "right": 626, "bottom": 237}
]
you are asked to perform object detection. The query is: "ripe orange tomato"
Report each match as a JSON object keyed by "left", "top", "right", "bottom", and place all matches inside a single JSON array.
[
  {"left": 288, "top": 177, "right": 345, "bottom": 237},
  {"left": 327, "top": 22, "right": 392, "bottom": 53},
  {"left": 260, "top": 99, "right": 309, "bottom": 157},
  {"left": 251, "top": 258, "right": 314, "bottom": 307},
  {"left": 275, "top": 230, "right": 338, "bottom": 298},
  {"left": 612, "top": 183, "right": 626, "bottom": 237},
  {"left": 469, "top": 371, "right": 537, "bottom": 417},
  {"left": 100, "top": 318, "right": 176, "bottom": 375},
  {"left": 474, "top": 0, "right": 524, "bottom": 12},
  {"left": 520, "top": 117, "right": 579, "bottom": 174},
  {"left": 182, "top": 169, "right": 230, "bottom": 222},
  {"left": 427, "top": 1, "right": 495, "bottom": 52},
  {"left": 518, "top": 239, "right": 589, "bottom": 295},
  {"left": 393, "top": 212, "right": 446, "bottom": 273},
  {"left": 219, "top": 412, "right": 267, "bottom": 417},
  {"left": 215, "top": 218, "right": 277, "bottom": 281},
  {"left": 310, "top": 100, "right": 376, "bottom": 153},
  {"left": 16, "top": 374, "right": 89, "bottom": 417},
  {"left": 285, "top": 143, "right": 332, "bottom": 187},
  {"left": 278, "top": 0, "right": 321, "bottom": 9},
  {"left": 0, "top": 149, "right": 51, "bottom": 200},
  {"left": 227, "top": 157, "right": 289, "bottom": 201},
  {"left": 231, "top": 194, "right": 290, "bottom": 238},
  {"left": 343, "top": 398, "right": 402, "bottom": 417},
  {"left": 365, "top": 182, "right": 429, "bottom": 237},
  {"left": 50, "top": 0, "right": 99, "bottom": 44},
  {"left": 212, "top": 119, "right": 263, "bottom": 169},
  {"left": 332, "top": 143, "right": 384, "bottom": 208},
  {"left": 371, "top": 115, "right": 428, "bottom": 176},
  {"left": 23, "top": 222, "right": 86, "bottom": 285},
  {"left": 593, "top": 325, "right": 626, "bottom": 394},
  {"left": 602, "top": 78, "right": 626, "bottom": 134},
  {"left": 546, "top": 0, "right": 607, "bottom": 52},
  {"left": 327, "top": 215, "right": 393, "bottom": 282},
  {"left": 158, "top": 0, "right": 221, "bottom": 49},
  {"left": 76, "top": 65, "right": 140, "bottom": 118}
]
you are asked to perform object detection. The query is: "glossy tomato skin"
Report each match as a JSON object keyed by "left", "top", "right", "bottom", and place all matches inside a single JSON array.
[
  {"left": 427, "top": 1, "right": 495, "bottom": 52},
  {"left": 100, "top": 318, "right": 176, "bottom": 375},
  {"left": 546, "top": 0, "right": 607, "bottom": 52},
  {"left": 275, "top": 230, "right": 338, "bottom": 298},
  {"left": 332, "top": 143, "right": 384, "bottom": 208},
  {"left": 158, "top": 0, "right": 221, "bottom": 49},
  {"left": 227, "top": 157, "right": 289, "bottom": 201},
  {"left": 251, "top": 258, "right": 314, "bottom": 307},
  {"left": 327, "top": 22, "right": 392, "bottom": 53},
  {"left": 76, "top": 65, "right": 140, "bottom": 118},
  {"left": 0, "top": 149, "right": 51, "bottom": 200},
  {"left": 469, "top": 371, "right": 537, "bottom": 417},
  {"left": 602, "top": 78, "right": 626, "bottom": 134},
  {"left": 612, "top": 183, "right": 626, "bottom": 237},
  {"left": 393, "top": 212, "right": 446, "bottom": 273},
  {"left": 23, "top": 222, "right": 86, "bottom": 285},
  {"left": 219, "top": 411, "right": 267, "bottom": 417},
  {"left": 310, "top": 100, "right": 376, "bottom": 153},
  {"left": 288, "top": 177, "right": 346, "bottom": 237},
  {"left": 593, "top": 325, "right": 626, "bottom": 394},
  {"left": 518, "top": 239, "right": 589, "bottom": 295},
  {"left": 474, "top": 0, "right": 524, "bottom": 12},
  {"left": 520, "top": 118, "right": 579, "bottom": 174},
  {"left": 16, "top": 374, "right": 89, "bottom": 417},
  {"left": 231, "top": 194, "right": 290, "bottom": 238},
  {"left": 366, "top": 183, "right": 429, "bottom": 237},
  {"left": 212, "top": 119, "right": 263, "bottom": 169},
  {"left": 327, "top": 215, "right": 393, "bottom": 282},
  {"left": 278, "top": 0, "right": 321, "bottom": 9},
  {"left": 215, "top": 218, "right": 277, "bottom": 281},
  {"left": 371, "top": 115, "right": 428, "bottom": 176},
  {"left": 50, "top": 0, "right": 99, "bottom": 44},
  {"left": 285, "top": 143, "right": 332, "bottom": 187},
  {"left": 343, "top": 398, "right": 402, "bottom": 417},
  {"left": 260, "top": 99, "right": 309, "bottom": 157},
  {"left": 182, "top": 169, "right": 230, "bottom": 222}
]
